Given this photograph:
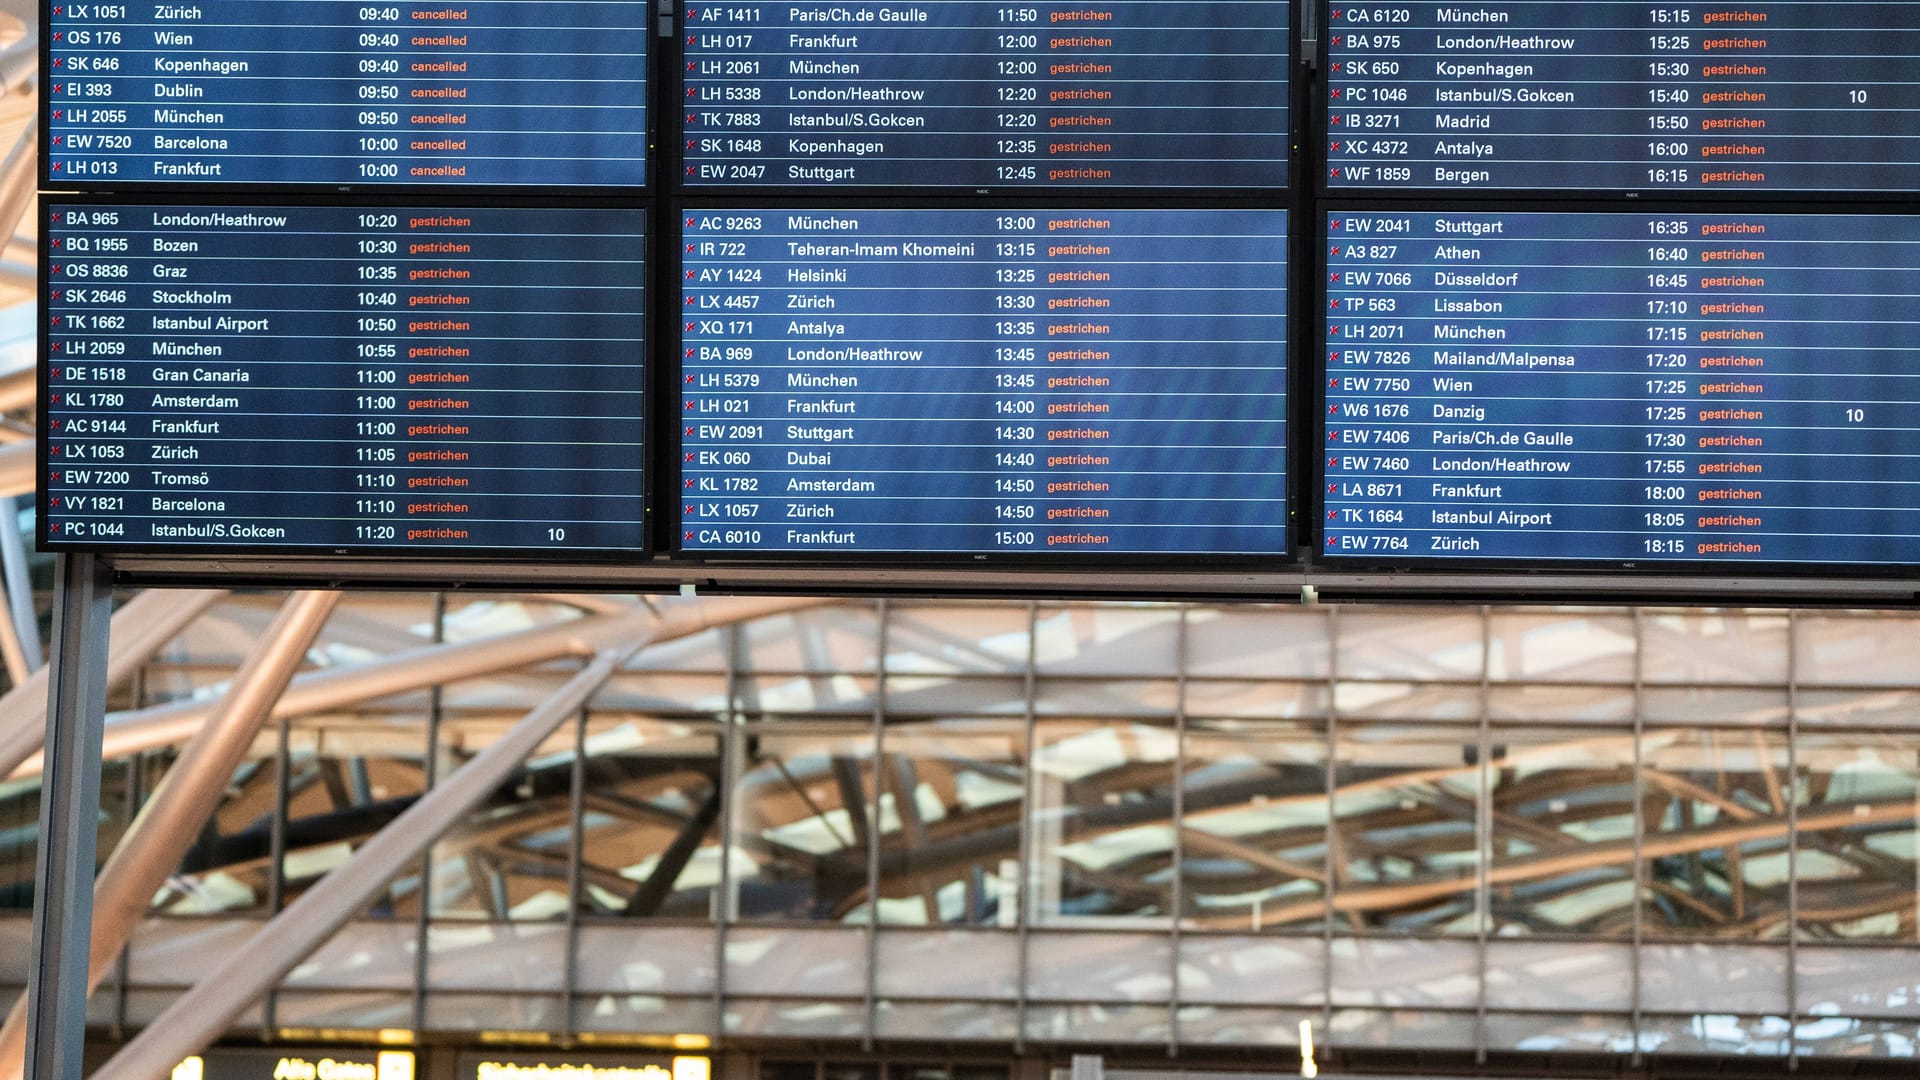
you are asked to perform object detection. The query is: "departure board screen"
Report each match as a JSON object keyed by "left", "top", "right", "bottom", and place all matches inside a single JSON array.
[
  {"left": 678, "top": 207, "right": 1287, "bottom": 555},
  {"left": 42, "top": 203, "right": 648, "bottom": 554},
  {"left": 45, "top": 0, "right": 648, "bottom": 188},
  {"left": 1322, "top": 208, "right": 1920, "bottom": 566},
  {"left": 682, "top": 0, "right": 1289, "bottom": 188},
  {"left": 1324, "top": 2, "right": 1920, "bottom": 194}
]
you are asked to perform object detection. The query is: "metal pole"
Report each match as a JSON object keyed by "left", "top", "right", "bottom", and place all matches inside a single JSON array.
[{"left": 23, "top": 553, "right": 112, "bottom": 1080}]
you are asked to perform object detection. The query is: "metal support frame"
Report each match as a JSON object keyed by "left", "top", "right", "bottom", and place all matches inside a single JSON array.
[
  {"left": 1011, "top": 601, "right": 1038, "bottom": 1055},
  {"left": 23, "top": 553, "right": 112, "bottom": 1080},
  {"left": 1473, "top": 605, "right": 1492, "bottom": 1065},
  {"left": 861, "top": 599, "right": 889, "bottom": 1051},
  {"left": 1163, "top": 607, "right": 1189, "bottom": 1057},
  {"left": 1785, "top": 610, "right": 1801, "bottom": 1069},
  {"left": 0, "top": 587, "right": 226, "bottom": 780},
  {"left": 1629, "top": 610, "right": 1646, "bottom": 1066},
  {"left": 88, "top": 644, "right": 642, "bottom": 1080},
  {"left": 3, "top": 590, "right": 342, "bottom": 1080}
]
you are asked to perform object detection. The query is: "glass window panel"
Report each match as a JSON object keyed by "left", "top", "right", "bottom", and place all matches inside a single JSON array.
[
  {"left": 280, "top": 718, "right": 430, "bottom": 916},
  {"left": 1796, "top": 1016, "right": 1920, "bottom": 1058},
  {"left": 875, "top": 720, "right": 1024, "bottom": 927},
  {"left": 1799, "top": 687, "right": 1920, "bottom": 730},
  {"left": 1332, "top": 724, "right": 1480, "bottom": 934},
  {"left": 1795, "top": 732, "right": 1918, "bottom": 943},
  {"left": 1487, "top": 684, "right": 1634, "bottom": 725},
  {"left": 886, "top": 603, "right": 1031, "bottom": 675},
  {"left": 1034, "top": 678, "right": 1177, "bottom": 717},
  {"left": 1180, "top": 725, "right": 1327, "bottom": 931},
  {"left": 1641, "top": 729, "right": 1793, "bottom": 939},
  {"left": 1639, "top": 943, "right": 1787, "bottom": 1014},
  {"left": 576, "top": 721, "right": 722, "bottom": 920},
  {"left": 625, "top": 621, "right": 731, "bottom": 674},
  {"left": 1482, "top": 941, "right": 1632, "bottom": 1011},
  {"left": 1175, "top": 1006, "right": 1315, "bottom": 1046},
  {"left": 153, "top": 734, "right": 280, "bottom": 916},
  {"left": 725, "top": 997, "right": 865, "bottom": 1038},
  {"left": 266, "top": 989, "right": 408, "bottom": 1031},
  {"left": 1025, "top": 931, "right": 1170, "bottom": 1002},
  {"left": 1022, "top": 1003, "right": 1169, "bottom": 1044},
  {"left": 724, "top": 926, "right": 866, "bottom": 996},
  {"left": 873, "top": 1001, "right": 1020, "bottom": 1042},
  {"left": 1325, "top": 1007, "right": 1477, "bottom": 1050},
  {"left": 1641, "top": 611, "right": 1789, "bottom": 685},
  {"left": 1185, "top": 606, "right": 1329, "bottom": 680},
  {"left": 284, "top": 919, "right": 416, "bottom": 990},
  {"left": 1033, "top": 606, "right": 1180, "bottom": 677},
  {"left": 1339, "top": 609, "right": 1485, "bottom": 681},
  {"left": 737, "top": 607, "right": 883, "bottom": 677},
  {"left": 886, "top": 676, "right": 1027, "bottom": 719},
  {"left": 424, "top": 920, "right": 566, "bottom": 991},
  {"left": 126, "top": 917, "right": 259, "bottom": 987},
  {"left": 427, "top": 720, "right": 575, "bottom": 922},
  {"left": 1636, "top": 1012, "right": 1791, "bottom": 1056},
  {"left": 1799, "top": 945, "right": 1920, "bottom": 1019},
  {"left": 1642, "top": 687, "right": 1789, "bottom": 728},
  {"left": 1487, "top": 729, "right": 1636, "bottom": 937},
  {"left": 730, "top": 727, "right": 875, "bottom": 922},
  {"left": 1487, "top": 611, "right": 1635, "bottom": 684},
  {"left": 736, "top": 675, "right": 878, "bottom": 715},
  {"left": 123, "top": 989, "right": 268, "bottom": 1030},
  {"left": 1797, "top": 615, "right": 1920, "bottom": 687},
  {"left": 1178, "top": 935, "right": 1322, "bottom": 1006},
  {"left": 1184, "top": 680, "right": 1327, "bottom": 720},
  {"left": 596, "top": 673, "right": 730, "bottom": 714},
  {"left": 874, "top": 929, "right": 1019, "bottom": 999},
  {"left": 572, "top": 993, "right": 716, "bottom": 1037},
  {"left": 1333, "top": 682, "right": 1481, "bottom": 723},
  {"left": 1030, "top": 719, "right": 1178, "bottom": 924},
  {"left": 1483, "top": 1012, "right": 1634, "bottom": 1055},
  {"left": 1328, "top": 937, "right": 1478, "bottom": 1008},
  {"left": 421, "top": 990, "right": 565, "bottom": 1032},
  {"left": 573, "top": 924, "right": 717, "bottom": 994}
]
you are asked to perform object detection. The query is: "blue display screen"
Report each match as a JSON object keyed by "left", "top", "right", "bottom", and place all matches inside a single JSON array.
[
  {"left": 678, "top": 207, "right": 1288, "bottom": 555},
  {"left": 1321, "top": 208, "right": 1920, "bottom": 565},
  {"left": 46, "top": 0, "right": 648, "bottom": 188},
  {"left": 1324, "top": 2, "right": 1920, "bottom": 194},
  {"left": 42, "top": 203, "right": 648, "bottom": 553},
  {"left": 683, "top": 0, "right": 1290, "bottom": 188}
]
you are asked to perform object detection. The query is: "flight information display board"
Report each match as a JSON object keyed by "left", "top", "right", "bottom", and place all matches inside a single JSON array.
[
  {"left": 1321, "top": 208, "right": 1920, "bottom": 566},
  {"left": 45, "top": 0, "right": 649, "bottom": 188},
  {"left": 42, "top": 202, "right": 649, "bottom": 554},
  {"left": 678, "top": 207, "right": 1287, "bottom": 555},
  {"left": 1324, "top": 2, "right": 1920, "bottom": 194},
  {"left": 682, "top": 0, "right": 1289, "bottom": 188}
]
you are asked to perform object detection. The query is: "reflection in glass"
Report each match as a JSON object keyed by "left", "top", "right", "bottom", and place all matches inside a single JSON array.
[
  {"left": 1179, "top": 721, "right": 1326, "bottom": 930},
  {"left": 1030, "top": 718, "right": 1177, "bottom": 923},
  {"left": 1333, "top": 723, "right": 1479, "bottom": 933},
  {"left": 1487, "top": 729, "right": 1635, "bottom": 936},
  {"left": 731, "top": 725, "right": 875, "bottom": 921},
  {"left": 576, "top": 719, "right": 723, "bottom": 919},
  {"left": 1641, "top": 729, "right": 1792, "bottom": 938},
  {"left": 1794, "top": 732, "right": 1918, "bottom": 942},
  {"left": 875, "top": 719, "right": 1024, "bottom": 925},
  {"left": 427, "top": 721, "right": 576, "bottom": 921},
  {"left": 281, "top": 720, "right": 430, "bottom": 916}
]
